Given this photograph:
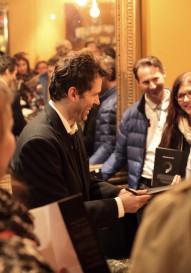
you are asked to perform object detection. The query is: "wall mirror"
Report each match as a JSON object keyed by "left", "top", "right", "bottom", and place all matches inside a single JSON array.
[
  {"left": 0, "top": 1, "right": 8, "bottom": 54},
  {"left": 7, "top": 0, "right": 141, "bottom": 125},
  {"left": 64, "top": 0, "right": 115, "bottom": 51},
  {"left": 115, "top": 0, "right": 141, "bottom": 125},
  {"left": 64, "top": 0, "right": 141, "bottom": 124}
]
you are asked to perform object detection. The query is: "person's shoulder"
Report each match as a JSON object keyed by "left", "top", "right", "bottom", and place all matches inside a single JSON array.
[
  {"left": 19, "top": 110, "right": 49, "bottom": 136},
  {"left": 121, "top": 100, "right": 141, "bottom": 120},
  {"left": 23, "top": 106, "right": 67, "bottom": 141},
  {"left": 101, "top": 92, "right": 117, "bottom": 111},
  {"left": 145, "top": 179, "right": 191, "bottom": 218},
  {"left": 18, "top": 119, "right": 61, "bottom": 150},
  {"left": 39, "top": 72, "right": 48, "bottom": 81}
]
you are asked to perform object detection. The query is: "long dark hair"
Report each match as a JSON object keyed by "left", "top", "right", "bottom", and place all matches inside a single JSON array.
[
  {"left": 14, "top": 54, "right": 34, "bottom": 81},
  {"left": 160, "top": 72, "right": 191, "bottom": 147}
]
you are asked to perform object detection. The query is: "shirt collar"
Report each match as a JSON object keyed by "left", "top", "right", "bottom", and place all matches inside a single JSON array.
[
  {"left": 49, "top": 100, "right": 78, "bottom": 135},
  {"left": 145, "top": 88, "right": 170, "bottom": 111}
]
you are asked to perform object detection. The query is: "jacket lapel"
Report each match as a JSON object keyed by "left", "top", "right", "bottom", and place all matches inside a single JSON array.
[{"left": 44, "top": 104, "right": 88, "bottom": 199}]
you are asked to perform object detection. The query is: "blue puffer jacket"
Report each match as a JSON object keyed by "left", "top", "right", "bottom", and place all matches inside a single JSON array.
[
  {"left": 101, "top": 94, "right": 148, "bottom": 189},
  {"left": 90, "top": 86, "right": 117, "bottom": 164}
]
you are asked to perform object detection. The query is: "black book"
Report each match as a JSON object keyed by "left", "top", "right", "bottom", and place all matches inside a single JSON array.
[
  {"left": 58, "top": 194, "right": 110, "bottom": 273},
  {"left": 30, "top": 194, "right": 110, "bottom": 273},
  {"left": 152, "top": 147, "right": 187, "bottom": 187}
]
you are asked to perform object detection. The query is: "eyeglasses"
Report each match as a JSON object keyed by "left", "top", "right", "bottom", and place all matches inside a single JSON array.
[{"left": 176, "top": 90, "right": 191, "bottom": 102}]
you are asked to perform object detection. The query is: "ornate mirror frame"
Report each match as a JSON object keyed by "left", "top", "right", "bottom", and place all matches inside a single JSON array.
[{"left": 116, "top": 0, "right": 142, "bottom": 126}]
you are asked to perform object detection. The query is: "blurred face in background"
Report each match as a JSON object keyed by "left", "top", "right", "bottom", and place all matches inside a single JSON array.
[
  {"left": 35, "top": 61, "right": 48, "bottom": 75},
  {"left": 17, "top": 59, "right": 29, "bottom": 75},
  {"left": 86, "top": 42, "right": 102, "bottom": 56}
]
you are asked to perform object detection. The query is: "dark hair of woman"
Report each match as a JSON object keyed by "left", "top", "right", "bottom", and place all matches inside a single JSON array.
[{"left": 160, "top": 72, "right": 191, "bottom": 148}]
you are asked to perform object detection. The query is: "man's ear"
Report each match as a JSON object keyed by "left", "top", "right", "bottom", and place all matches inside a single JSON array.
[
  {"left": 68, "top": 87, "right": 78, "bottom": 102},
  {"left": 5, "top": 68, "right": 10, "bottom": 77},
  {"left": 163, "top": 70, "right": 166, "bottom": 78}
]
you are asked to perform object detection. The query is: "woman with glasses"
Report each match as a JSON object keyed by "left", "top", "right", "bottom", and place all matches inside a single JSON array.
[{"left": 160, "top": 71, "right": 191, "bottom": 178}]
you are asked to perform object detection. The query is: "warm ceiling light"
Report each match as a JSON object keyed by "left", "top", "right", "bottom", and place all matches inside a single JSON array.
[
  {"left": 50, "top": 13, "right": 56, "bottom": 20},
  {"left": 76, "top": 0, "right": 88, "bottom": 7},
  {"left": 90, "top": 0, "right": 100, "bottom": 18}
]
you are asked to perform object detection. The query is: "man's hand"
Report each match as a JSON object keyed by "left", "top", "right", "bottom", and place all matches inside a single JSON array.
[{"left": 118, "top": 189, "right": 151, "bottom": 213}]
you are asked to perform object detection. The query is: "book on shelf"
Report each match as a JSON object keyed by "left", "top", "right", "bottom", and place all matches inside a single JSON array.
[
  {"left": 30, "top": 194, "right": 110, "bottom": 273},
  {"left": 152, "top": 147, "right": 187, "bottom": 188}
]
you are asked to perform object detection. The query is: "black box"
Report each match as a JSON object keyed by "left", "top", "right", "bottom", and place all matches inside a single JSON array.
[{"left": 152, "top": 147, "right": 187, "bottom": 187}]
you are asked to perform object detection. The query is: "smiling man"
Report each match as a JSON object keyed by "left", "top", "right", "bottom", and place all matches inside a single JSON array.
[
  {"left": 11, "top": 50, "right": 150, "bottom": 229},
  {"left": 101, "top": 56, "right": 170, "bottom": 192}
]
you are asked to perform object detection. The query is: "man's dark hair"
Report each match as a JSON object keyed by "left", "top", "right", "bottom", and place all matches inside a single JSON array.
[
  {"left": 133, "top": 56, "right": 165, "bottom": 81},
  {"left": 104, "top": 47, "right": 116, "bottom": 59},
  {"left": 0, "top": 55, "right": 17, "bottom": 74},
  {"left": 101, "top": 55, "right": 116, "bottom": 81},
  {"left": 49, "top": 49, "right": 108, "bottom": 101}
]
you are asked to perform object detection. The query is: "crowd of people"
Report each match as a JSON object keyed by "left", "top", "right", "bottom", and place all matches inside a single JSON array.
[{"left": 0, "top": 38, "right": 190, "bottom": 272}]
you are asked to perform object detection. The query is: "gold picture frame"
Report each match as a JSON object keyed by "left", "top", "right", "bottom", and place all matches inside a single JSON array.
[{"left": 116, "top": 0, "right": 142, "bottom": 126}]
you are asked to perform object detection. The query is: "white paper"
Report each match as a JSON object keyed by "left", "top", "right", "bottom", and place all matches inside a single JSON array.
[{"left": 30, "top": 203, "right": 83, "bottom": 273}]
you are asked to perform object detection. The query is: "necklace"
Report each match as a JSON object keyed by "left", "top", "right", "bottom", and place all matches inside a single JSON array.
[
  {"left": 156, "top": 105, "right": 162, "bottom": 121},
  {"left": 146, "top": 101, "right": 162, "bottom": 121},
  {"left": 145, "top": 91, "right": 170, "bottom": 130}
]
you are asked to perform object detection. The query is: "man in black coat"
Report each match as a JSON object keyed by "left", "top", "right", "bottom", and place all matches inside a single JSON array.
[{"left": 11, "top": 50, "right": 150, "bottom": 228}]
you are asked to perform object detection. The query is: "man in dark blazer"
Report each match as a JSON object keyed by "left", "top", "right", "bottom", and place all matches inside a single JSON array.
[{"left": 11, "top": 50, "right": 150, "bottom": 228}]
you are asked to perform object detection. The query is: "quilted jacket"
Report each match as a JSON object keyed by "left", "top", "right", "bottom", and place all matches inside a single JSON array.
[
  {"left": 90, "top": 86, "right": 117, "bottom": 164},
  {"left": 101, "top": 94, "right": 148, "bottom": 189}
]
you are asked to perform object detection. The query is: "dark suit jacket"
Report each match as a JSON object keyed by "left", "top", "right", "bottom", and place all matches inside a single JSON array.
[
  {"left": 83, "top": 105, "right": 99, "bottom": 157},
  {"left": 12, "top": 92, "right": 26, "bottom": 137},
  {"left": 11, "top": 104, "right": 121, "bottom": 227}
]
